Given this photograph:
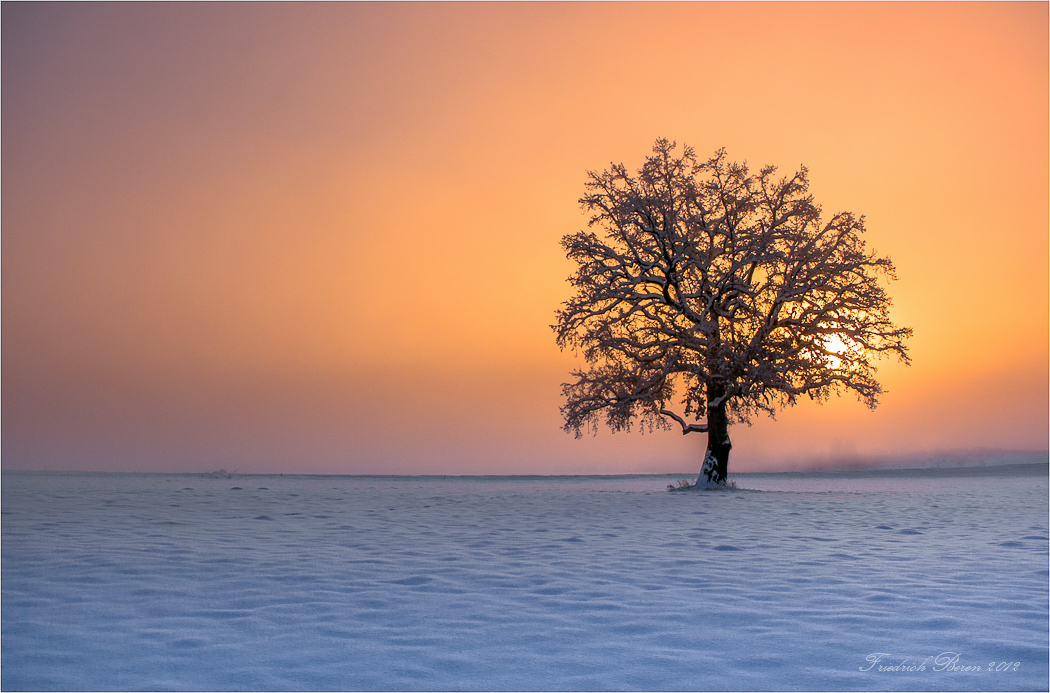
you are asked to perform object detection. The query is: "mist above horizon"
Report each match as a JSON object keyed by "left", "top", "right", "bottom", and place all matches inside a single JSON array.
[{"left": 3, "top": 3, "right": 1047, "bottom": 474}]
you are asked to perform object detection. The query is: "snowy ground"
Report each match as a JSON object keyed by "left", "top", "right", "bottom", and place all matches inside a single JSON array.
[{"left": 2, "top": 464, "right": 1047, "bottom": 691}]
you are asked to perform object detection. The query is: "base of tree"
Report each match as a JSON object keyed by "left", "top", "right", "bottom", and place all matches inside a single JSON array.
[
  {"left": 667, "top": 479, "right": 737, "bottom": 492},
  {"left": 699, "top": 446, "right": 730, "bottom": 485}
]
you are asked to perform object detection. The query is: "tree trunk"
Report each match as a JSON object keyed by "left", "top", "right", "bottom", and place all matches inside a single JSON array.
[{"left": 699, "top": 397, "right": 731, "bottom": 485}]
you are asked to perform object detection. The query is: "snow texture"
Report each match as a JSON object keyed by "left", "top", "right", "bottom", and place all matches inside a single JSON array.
[{"left": 3, "top": 464, "right": 1047, "bottom": 691}]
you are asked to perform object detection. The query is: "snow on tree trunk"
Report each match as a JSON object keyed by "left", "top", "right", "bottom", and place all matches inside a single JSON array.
[{"left": 700, "top": 399, "right": 731, "bottom": 485}]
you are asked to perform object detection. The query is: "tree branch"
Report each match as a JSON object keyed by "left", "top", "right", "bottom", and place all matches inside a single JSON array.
[{"left": 660, "top": 408, "right": 708, "bottom": 435}]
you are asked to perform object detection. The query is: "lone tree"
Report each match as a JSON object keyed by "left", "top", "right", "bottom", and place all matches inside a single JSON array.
[{"left": 553, "top": 139, "right": 911, "bottom": 485}]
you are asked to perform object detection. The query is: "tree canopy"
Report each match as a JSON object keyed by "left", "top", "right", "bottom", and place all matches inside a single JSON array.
[{"left": 553, "top": 139, "right": 911, "bottom": 484}]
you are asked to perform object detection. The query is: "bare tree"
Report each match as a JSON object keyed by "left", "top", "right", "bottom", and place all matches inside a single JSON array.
[{"left": 553, "top": 139, "right": 911, "bottom": 486}]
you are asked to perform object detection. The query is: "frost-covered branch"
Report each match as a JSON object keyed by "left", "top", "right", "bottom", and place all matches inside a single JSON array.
[{"left": 659, "top": 409, "right": 709, "bottom": 435}]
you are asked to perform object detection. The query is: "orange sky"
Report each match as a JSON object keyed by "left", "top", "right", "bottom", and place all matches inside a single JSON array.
[{"left": 3, "top": 2, "right": 1047, "bottom": 474}]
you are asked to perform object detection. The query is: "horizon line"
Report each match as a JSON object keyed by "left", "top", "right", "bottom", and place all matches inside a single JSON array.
[{"left": 3, "top": 458, "right": 1047, "bottom": 479}]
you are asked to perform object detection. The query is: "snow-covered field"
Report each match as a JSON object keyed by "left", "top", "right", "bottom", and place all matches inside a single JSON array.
[{"left": 3, "top": 464, "right": 1047, "bottom": 691}]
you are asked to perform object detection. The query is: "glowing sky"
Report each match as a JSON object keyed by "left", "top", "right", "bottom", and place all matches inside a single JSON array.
[{"left": 3, "top": 2, "right": 1047, "bottom": 474}]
